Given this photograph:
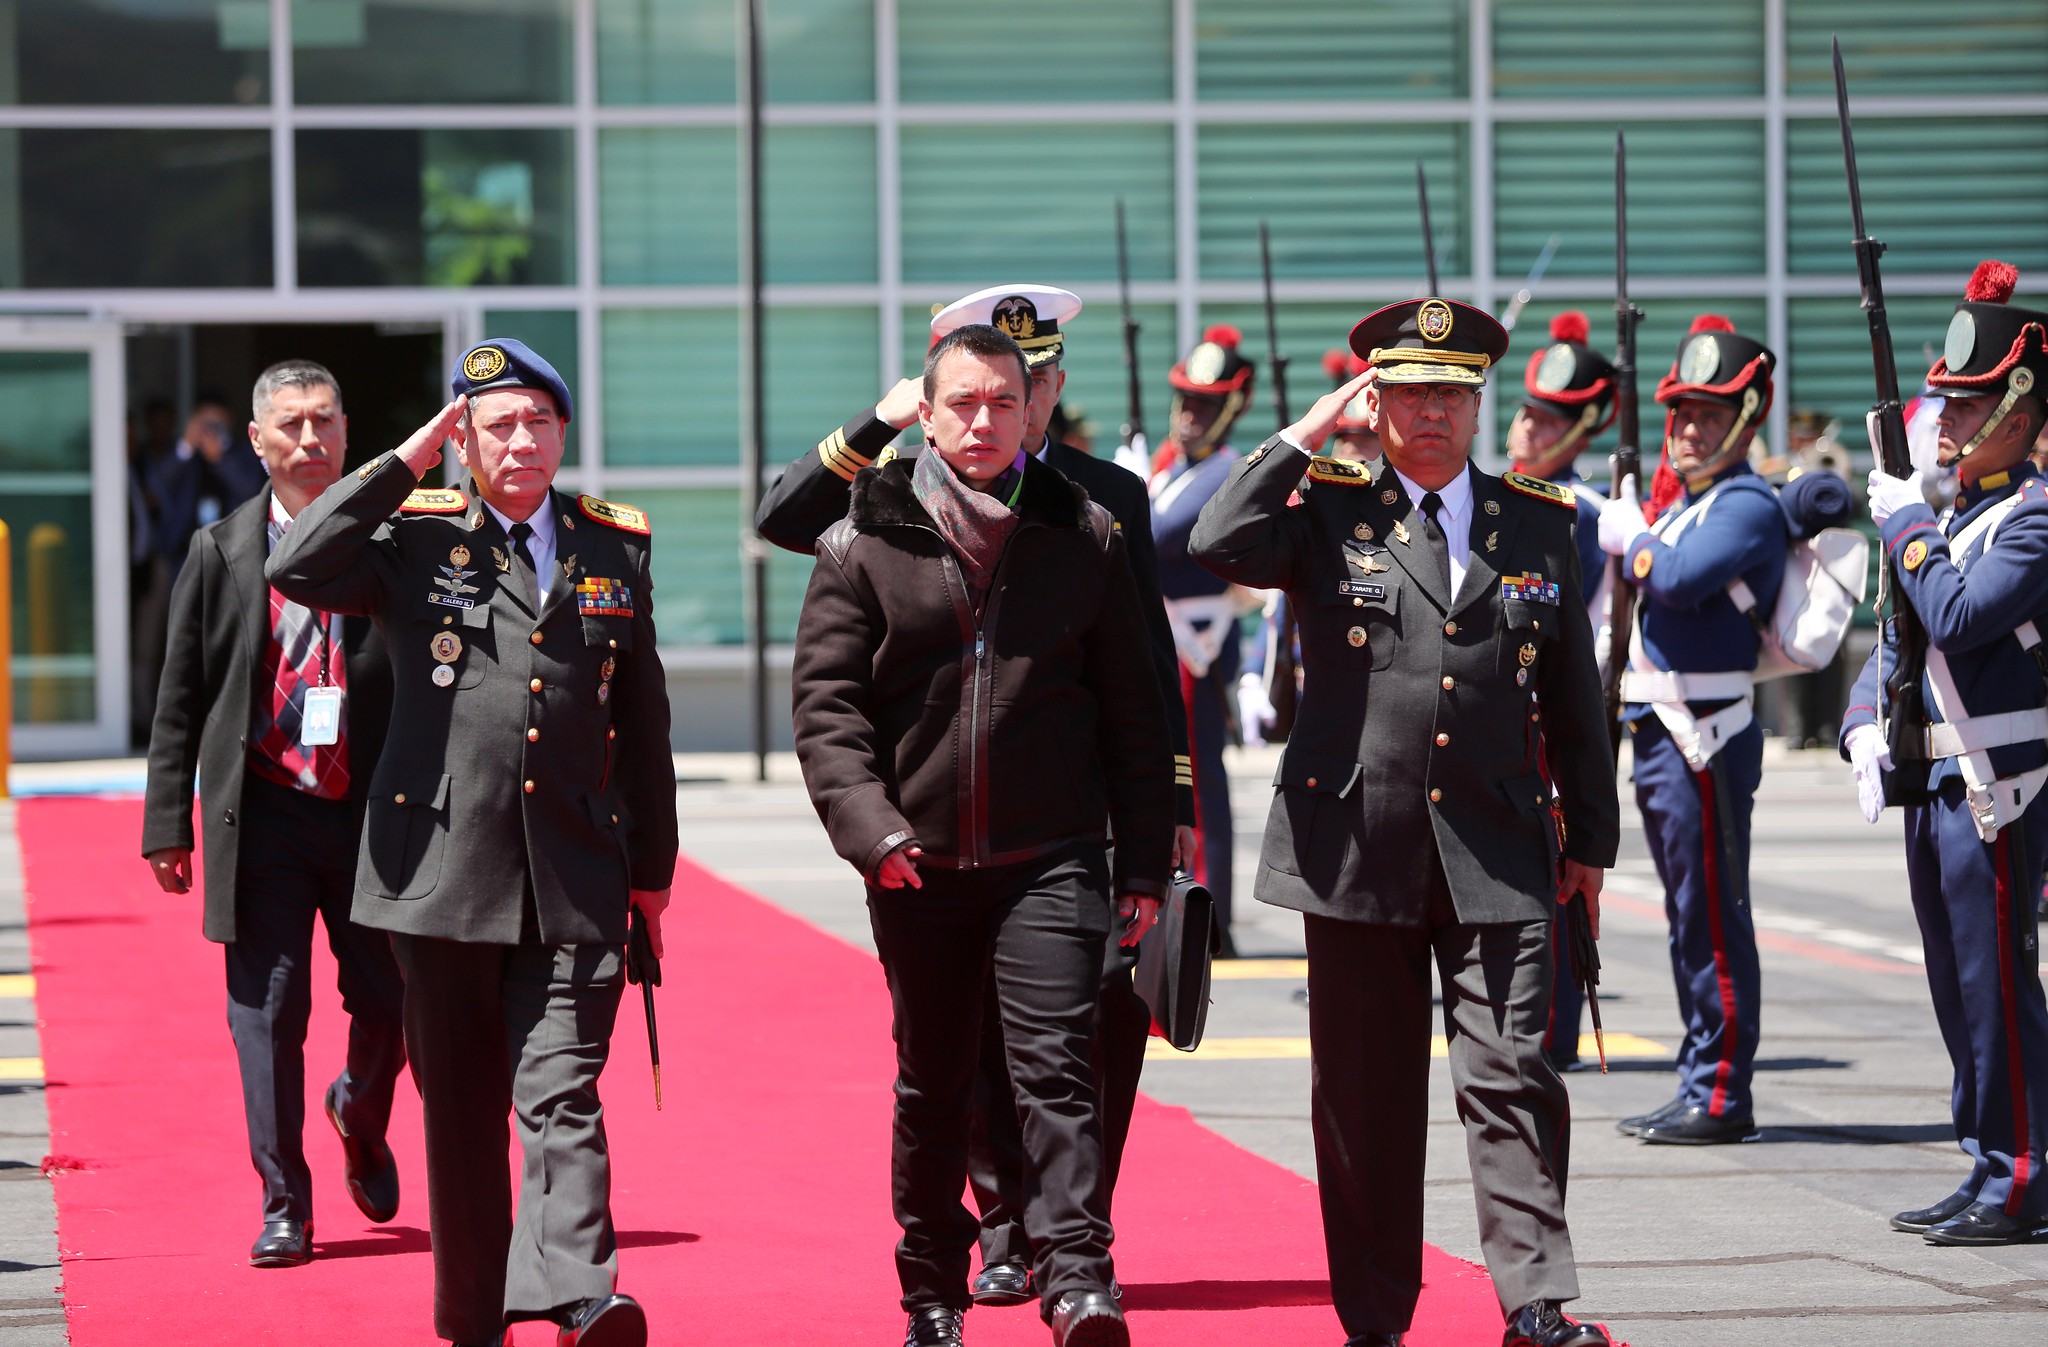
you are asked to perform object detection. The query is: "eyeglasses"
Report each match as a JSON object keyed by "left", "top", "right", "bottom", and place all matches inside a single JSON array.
[{"left": 1385, "top": 384, "right": 1477, "bottom": 410}]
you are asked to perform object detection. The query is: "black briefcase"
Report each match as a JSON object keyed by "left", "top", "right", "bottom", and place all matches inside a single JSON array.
[{"left": 1133, "top": 871, "right": 1218, "bottom": 1052}]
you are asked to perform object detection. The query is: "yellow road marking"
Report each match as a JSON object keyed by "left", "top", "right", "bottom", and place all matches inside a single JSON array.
[
  {"left": 1147, "top": 1033, "right": 1668, "bottom": 1062},
  {"left": 0, "top": 974, "right": 36, "bottom": 998},
  {"left": 1209, "top": 959, "right": 1308, "bottom": 980},
  {"left": 0, "top": 1057, "right": 45, "bottom": 1081}
]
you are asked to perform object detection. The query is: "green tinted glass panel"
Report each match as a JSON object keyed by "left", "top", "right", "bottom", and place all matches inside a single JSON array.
[
  {"left": 0, "top": 0, "right": 269, "bottom": 104},
  {"left": 1195, "top": 0, "right": 1467, "bottom": 101},
  {"left": 481, "top": 310, "right": 580, "bottom": 465},
  {"left": 0, "top": 129, "right": 271, "bottom": 288},
  {"left": 1200, "top": 124, "right": 1466, "bottom": 281},
  {"left": 1495, "top": 122, "right": 1766, "bottom": 279},
  {"left": 1486, "top": 297, "right": 1768, "bottom": 459},
  {"left": 635, "top": 488, "right": 811, "bottom": 644},
  {"left": 1197, "top": 302, "right": 1385, "bottom": 448},
  {"left": 1788, "top": 2, "right": 2048, "bottom": 97},
  {"left": 901, "top": 126, "right": 1174, "bottom": 284},
  {"left": 297, "top": 129, "right": 573, "bottom": 287},
  {"left": 1787, "top": 117, "right": 2048, "bottom": 277},
  {"left": 1493, "top": 0, "right": 1763, "bottom": 98},
  {"left": 897, "top": 303, "right": 1176, "bottom": 459},
  {"left": 601, "top": 127, "right": 877, "bottom": 286},
  {"left": 605, "top": 306, "right": 880, "bottom": 468},
  {"left": 899, "top": 0, "right": 1169, "bottom": 102},
  {"left": 293, "top": 0, "right": 573, "bottom": 105},
  {"left": 597, "top": 0, "right": 874, "bottom": 104},
  {"left": 0, "top": 350, "right": 95, "bottom": 724}
]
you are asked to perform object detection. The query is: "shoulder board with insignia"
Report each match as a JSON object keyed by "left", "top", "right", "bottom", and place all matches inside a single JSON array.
[
  {"left": 1306, "top": 457, "right": 1369, "bottom": 486},
  {"left": 578, "top": 493, "right": 650, "bottom": 535},
  {"left": 1501, "top": 472, "right": 1576, "bottom": 508},
  {"left": 399, "top": 488, "right": 468, "bottom": 514}
]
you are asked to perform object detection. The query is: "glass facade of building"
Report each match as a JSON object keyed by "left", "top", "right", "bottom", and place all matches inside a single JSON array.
[{"left": 3, "top": 0, "right": 2046, "bottom": 749}]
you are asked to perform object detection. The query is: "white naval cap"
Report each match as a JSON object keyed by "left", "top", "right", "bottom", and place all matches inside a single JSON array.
[{"left": 930, "top": 284, "right": 1083, "bottom": 367}]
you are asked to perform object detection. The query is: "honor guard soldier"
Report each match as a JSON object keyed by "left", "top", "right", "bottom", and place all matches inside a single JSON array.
[
  {"left": 1190, "top": 298, "right": 1620, "bottom": 1347},
  {"left": 754, "top": 286, "right": 1196, "bottom": 1309},
  {"left": 1505, "top": 310, "right": 1619, "bottom": 1071},
  {"left": 1845, "top": 261, "right": 2048, "bottom": 1247},
  {"left": 1595, "top": 315, "right": 1785, "bottom": 1146},
  {"left": 1152, "top": 326, "right": 1258, "bottom": 950},
  {"left": 268, "top": 339, "right": 679, "bottom": 1347}
]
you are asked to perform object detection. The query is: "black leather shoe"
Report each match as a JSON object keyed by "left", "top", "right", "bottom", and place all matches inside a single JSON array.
[
  {"left": 970, "top": 1259, "right": 1033, "bottom": 1307},
  {"left": 1050, "top": 1290, "right": 1127, "bottom": 1347},
  {"left": 1344, "top": 1333, "right": 1404, "bottom": 1346},
  {"left": 1890, "top": 1190, "right": 1975, "bottom": 1233},
  {"left": 1636, "top": 1105, "right": 1760, "bottom": 1146},
  {"left": 555, "top": 1294, "right": 646, "bottom": 1347},
  {"left": 249, "top": 1218, "right": 312, "bottom": 1268},
  {"left": 1502, "top": 1300, "right": 1609, "bottom": 1347},
  {"left": 325, "top": 1080, "right": 400, "bottom": 1223},
  {"left": 904, "top": 1306, "right": 965, "bottom": 1347},
  {"left": 1614, "top": 1098, "right": 1683, "bottom": 1137},
  {"left": 1922, "top": 1200, "right": 2048, "bottom": 1247}
]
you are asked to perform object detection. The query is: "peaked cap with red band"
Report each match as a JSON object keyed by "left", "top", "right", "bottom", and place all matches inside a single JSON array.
[
  {"left": 1521, "top": 309, "right": 1618, "bottom": 432},
  {"left": 1349, "top": 297, "right": 1508, "bottom": 388},
  {"left": 1923, "top": 260, "right": 2048, "bottom": 400},
  {"left": 1169, "top": 324, "right": 1256, "bottom": 397}
]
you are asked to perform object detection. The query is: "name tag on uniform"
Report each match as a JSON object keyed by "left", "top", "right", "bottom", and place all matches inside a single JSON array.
[
  {"left": 1338, "top": 580, "right": 1388, "bottom": 600},
  {"left": 302, "top": 686, "right": 344, "bottom": 746},
  {"left": 1501, "top": 572, "right": 1560, "bottom": 605}
]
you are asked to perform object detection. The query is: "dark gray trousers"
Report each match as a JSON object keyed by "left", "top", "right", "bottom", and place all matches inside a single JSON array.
[
  {"left": 225, "top": 776, "right": 405, "bottom": 1225},
  {"left": 867, "top": 843, "right": 1116, "bottom": 1320},
  {"left": 391, "top": 934, "right": 625, "bottom": 1344},
  {"left": 1305, "top": 870, "right": 1577, "bottom": 1337}
]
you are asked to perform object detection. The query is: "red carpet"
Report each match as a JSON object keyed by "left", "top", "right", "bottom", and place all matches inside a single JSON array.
[{"left": 25, "top": 796, "right": 1507, "bottom": 1345}]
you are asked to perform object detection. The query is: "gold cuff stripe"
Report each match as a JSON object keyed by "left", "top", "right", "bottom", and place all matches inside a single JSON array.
[{"left": 817, "top": 428, "right": 875, "bottom": 482}]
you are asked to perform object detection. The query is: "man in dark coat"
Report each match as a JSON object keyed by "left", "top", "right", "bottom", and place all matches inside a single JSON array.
[
  {"left": 756, "top": 285, "right": 1194, "bottom": 1308},
  {"left": 793, "top": 323, "right": 1173, "bottom": 1347},
  {"left": 267, "top": 339, "right": 678, "bottom": 1347},
  {"left": 142, "top": 360, "right": 404, "bottom": 1270},
  {"left": 1190, "top": 298, "right": 1620, "bottom": 1347}
]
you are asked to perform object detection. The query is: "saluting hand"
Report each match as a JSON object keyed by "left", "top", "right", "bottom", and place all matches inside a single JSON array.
[
  {"left": 394, "top": 397, "right": 469, "bottom": 479},
  {"left": 875, "top": 377, "right": 924, "bottom": 431},
  {"left": 1556, "top": 860, "right": 1604, "bottom": 939},
  {"left": 144, "top": 846, "right": 193, "bottom": 895},
  {"left": 1281, "top": 368, "right": 1376, "bottom": 453}
]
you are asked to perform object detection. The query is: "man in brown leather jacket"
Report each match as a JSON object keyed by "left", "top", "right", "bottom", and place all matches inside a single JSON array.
[{"left": 792, "top": 323, "right": 1173, "bottom": 1347}]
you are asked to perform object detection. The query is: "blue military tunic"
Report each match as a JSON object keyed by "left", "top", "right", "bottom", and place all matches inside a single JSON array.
[
  {"left": 1842, "top": 463, "right": 2048, "bottom": 1220},
  {"left": 1621, "top": 463, "right": 1787, "bottom": 1124}
]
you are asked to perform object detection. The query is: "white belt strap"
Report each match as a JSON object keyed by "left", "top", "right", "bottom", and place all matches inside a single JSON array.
[
  {"left": 1924, "top": 708, "right": 2048, "bottom": 759},
  {"left": 1165, "top": 594, "right": 1238, "bottom": 679},
  {"left": 1924, "top": 644, "right": 2048, "bottom": 840},
  {"left": 1619, "top": 669, "right": 1755, "bottom": 704},
  {"left": 1646, "top": 697, "right": 1754, "bottom": 772}
]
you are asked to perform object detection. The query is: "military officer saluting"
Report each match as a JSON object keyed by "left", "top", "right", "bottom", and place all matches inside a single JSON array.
[
  {"left": 1594, "top": 316, "right": 1784, "bottom": 1147},
  {"left": 1504, "top": 310, "right": 1619, "bottom": 1072},
  {"left": 1845, "top": 261, "right": 2048, "bottom": 1247},
  {"left": 1191, "top": 298, "right": 1619, "bottom": 1347},
  {"left": 268, "top": 339, "right": 678, "bottom": 1347}
]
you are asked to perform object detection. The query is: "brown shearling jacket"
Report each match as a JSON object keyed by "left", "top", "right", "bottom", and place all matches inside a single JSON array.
[{"left": 792, "top": 454, "right": 1174, "bottom": 898}]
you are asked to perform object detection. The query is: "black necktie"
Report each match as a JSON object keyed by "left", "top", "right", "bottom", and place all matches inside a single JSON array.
[
  {"left": 509, "top": 521, "right": 540, "bottom": 607},
  {"left": 1420, "top": 491, "right": 1452, "bottom": 588}
]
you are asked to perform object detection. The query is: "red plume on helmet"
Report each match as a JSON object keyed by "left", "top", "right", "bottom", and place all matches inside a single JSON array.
[
  {"left": 1689, "top": 314, "right": 1737, "bottom": 335},
  {"left": 1967, "top": 260, "right": 2019, "bottom": 304},
  {"left": 1203, "top": 324, "right": 1241, "bottom": 349},
  {"left": 1549, "top": 310, "right": 1590, "bottom": 345},
  {"left": 1168, "top": 324, "right": 1256, "bottom": 396},
  {"left": 1322, "top": 349, "right": 1351, "bottom": 383},
  {"left": 1925, "top": 259, "right": 2048, "bottom": 394}
]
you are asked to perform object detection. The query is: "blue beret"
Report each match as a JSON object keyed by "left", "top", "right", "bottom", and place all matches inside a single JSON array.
[{"left": 452, "top": 338, "right": 573, "bottom": 421}]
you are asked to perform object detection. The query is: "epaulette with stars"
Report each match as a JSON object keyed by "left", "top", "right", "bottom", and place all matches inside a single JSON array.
[
  {"left": 1501, "top": 472, "right": 1576, "bottom": 508},
  {"left": 399, "top": 487, "right": 468, "bottom": 514},
  {"left": 577, "top": 493, "right": 650, "bottom": 535},
  {"left": 1305, "top": 457, "right": 1370, "bottom": 487}
]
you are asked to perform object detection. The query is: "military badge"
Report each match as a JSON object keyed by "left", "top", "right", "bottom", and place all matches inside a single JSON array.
[
  {"left": 432, "top": 664, "right": 455, "bottom": 688},
  {"left": 576, "top": 577, "right": 633, "bottom": 617},
  {"left": 561, "top": 511, "right": 576, "bottom": 530},
  {"left": 1516, "top": 668, "right": 1529, "bottom": 687},
  {"left": 602, "top": 655, "right": 616, "bottom": 681},
  {"left": 430, "top": 632, "right": 462, "bottom": 663},
  {"left": 1186, "top": 342, "right": 1228, "bottom": 385},
  {"left": 1519, "top": 642, "right": 1537, "bottom": 667},
  {"left": 1485, "top": 531, "right": 1499, "bottom": 552},
  {"left": 430, "top": 558, "right": 480, "bottom": 613},
  {"left": 561, "top": 554, "right": 577, "bottom": 579},
  {"left": 449, "top": 545, "right": 471, "bottom": 568},
  {"left": 1354, "top": 523, "right": 1373, "bottom": 541},
  {"left": 1381, "top": 487, "right": 1399, "bottom": 505},
  {"left": 463, "top": 345, "right": 508, "bottom": 381},
  {"left": 493, "top": 546, "right": 510, "bottom": 572},
  {"left": 1680, "top": 334, "right": 1720, "bottom": 385},
  {"left": 1500, "top": 572, "right": 1559, "bottom": 605},
  {"left": 991, "top": 295, "right": 1038, "bottom": 342},
  {"left": 1417, "top": 299, "right": 1455, "bottom": 343},
  {"left": 1484, "top": 499, "right": 1500, "bottom": 516},
  {"left": 597, "top": 683, "right": 611, "bottom": 705},
  {"left": 1392, "top": 519, "right": 1411, "bottom": 545},
  {"left": 1339, "top": 581, "right": 1387, "bottom": 600},
  {"left": 1902, "top": 538, "right": 1930, "bottom": 572},
  {"left": 1347, "top": 626, "right": 1368, "bottom": 648},
  {"left": 1944, "top": 310, "right": 1976, "bottom": 371},
  {"left": 1534, "top": 344, "right": 1578, "bottom": 394},
  {"left": 1348, "top": 549, "right": 1390, "bottom": 576},
  {"left": 1633, "top": 549, "right": 1654, "bottom": 579}
]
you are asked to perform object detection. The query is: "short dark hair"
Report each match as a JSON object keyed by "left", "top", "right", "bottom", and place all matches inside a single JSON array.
[
  {"left": 922, "top": 324, "right": 1030, "bottom": 402},
  {"left": 252, "top": 360, "right": 343, "bottom": 419}
]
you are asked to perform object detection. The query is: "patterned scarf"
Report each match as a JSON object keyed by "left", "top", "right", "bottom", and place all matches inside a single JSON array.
[{"left": 912, "top": 447, "right": 1026, "bottom": 605}]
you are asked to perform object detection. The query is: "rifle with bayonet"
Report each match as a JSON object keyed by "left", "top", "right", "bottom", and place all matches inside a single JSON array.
[
  {"left": 1833, "top": 36, "right": 1929, "bottom": 804},
  {"left": 1258, "top": 219, "right": 1300, "bottom": 740},
  {"left": 1416, "top": 161, "right": 1440, "bottom": 295},
  {"left": 1115, "top": 198, "right": 1148, "bottom": 474},
  {"left": 1603, "top": 131, "right": 1642, "bottom": 759}
]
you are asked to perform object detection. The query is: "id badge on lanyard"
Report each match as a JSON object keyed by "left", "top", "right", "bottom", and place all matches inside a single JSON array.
[{"left": 301, "top": 614, "right": 343, "bottom": 746}]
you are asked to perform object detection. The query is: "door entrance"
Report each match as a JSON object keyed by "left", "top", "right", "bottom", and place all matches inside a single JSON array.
[{"left": 125, "top": 320, "right": 448, "bottom": 749}]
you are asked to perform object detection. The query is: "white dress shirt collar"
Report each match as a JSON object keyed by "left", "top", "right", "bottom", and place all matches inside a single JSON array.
[
  {"left": 1387, "top": 461, "right": 1475, "bottom": 592},
  {"left": 484, "top": 494, "right": 560, "bottom": 604}
]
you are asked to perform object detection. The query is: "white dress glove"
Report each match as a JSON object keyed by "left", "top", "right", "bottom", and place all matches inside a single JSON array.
[
  {"left": 1867, "top": 468, "right": 1925, "bottom": 527},
  {"left": 1597, "top": 476, "right": 1651, "bottom": 556},
  {"left": 1237, "top": 672, "right": 1275, "bottom": 748},
  {"left": 1845, "top": 723, "right": 1894, "bottom": 824}
]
